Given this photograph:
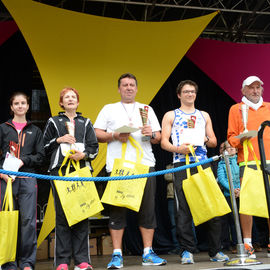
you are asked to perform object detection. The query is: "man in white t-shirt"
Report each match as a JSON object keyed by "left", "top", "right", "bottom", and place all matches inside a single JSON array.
[{"left": 94, "top": 73, "right": 166, "bottom": 269}]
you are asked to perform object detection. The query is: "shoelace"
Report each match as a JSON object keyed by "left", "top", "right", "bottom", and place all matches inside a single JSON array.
[
  {"left": 147, "top": 250, "right": 159, "bottom": 259},
  {"left": 111, "top": 254, "right": 122, "bottom": 263}
]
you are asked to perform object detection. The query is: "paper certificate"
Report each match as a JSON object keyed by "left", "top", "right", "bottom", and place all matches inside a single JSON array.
[
  {"left": 114, "top": 125, "right": 140, "bottom": 133},
  {"left": 3, "top": 152, "right": 21, "bottom": 179},
  {"left": 178, "top": 128, "right": 205, "bottom": 146}
]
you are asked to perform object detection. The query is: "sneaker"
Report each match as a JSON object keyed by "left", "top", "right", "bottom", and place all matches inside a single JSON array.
[
  {"left": 267, "top": 244, "right": 270, "bottom": 258},
  {"left": 74, "top": 262, "right": 93, "bottom": 270},
  {"left": 107, "top": 252, "right": 123, "bottom": 269},
  {"left": 244, "top": 243, "right": 256, "bottom": 258},
  {"left": 142, "top": 249, "right": 167, "bottom": 266},
  {"left": 56, "top": 264, "right": 69, "bottom": 270},
  {"left": 210, "top": 251, "right": 229, "bottom": 262},
  {"left": 181, "top": 250, "right": 194, "bottom": 264}
]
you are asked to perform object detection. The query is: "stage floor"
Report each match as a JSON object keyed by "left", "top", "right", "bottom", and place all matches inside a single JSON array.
[{"left": 35, "top": 250, "right": 270, "bottom": 270}]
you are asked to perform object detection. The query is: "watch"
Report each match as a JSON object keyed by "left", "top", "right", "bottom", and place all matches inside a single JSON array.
[{"left": 151, "top": 132, "right": 156, "bottom": 139}]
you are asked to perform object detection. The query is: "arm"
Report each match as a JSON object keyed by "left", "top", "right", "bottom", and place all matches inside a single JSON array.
[
  {"left": 141, "top": 106, "right": 161, "bottom": 144},
  {"left": 95, "top": 128, "right": 130, "bottom": 143},
  {"left": 202, "top": 111, "right": 217, "bottom": 148},
  {"left": 20, "top": 127, "right": 45, "bottom": 167},
  {"left": 82, "top": 119, "right": 99, "bottom": 160},
  {"left": 227, "top": 105, "right": 243, "bottom": 149},
  {"left": 141, "top": 125, "right": 161, "bottom": 144},
  {"left": 217, "top": 161, "right": 230, "bottom": 193},
  {"left": 43, "top": 118, "right": 60, "bottom": 156},
  {"left": 161, "top": 111, "right": 191, "bottom": 154}
]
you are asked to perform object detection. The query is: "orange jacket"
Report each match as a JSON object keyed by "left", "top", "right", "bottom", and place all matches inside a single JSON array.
[{"left": 227, "top": 102, "right": 270, "bottom": 164}]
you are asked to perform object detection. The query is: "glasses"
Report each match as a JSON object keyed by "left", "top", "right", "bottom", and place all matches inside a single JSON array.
[{"left": 182, "top": 90, "right": 196, "bottom": 95}]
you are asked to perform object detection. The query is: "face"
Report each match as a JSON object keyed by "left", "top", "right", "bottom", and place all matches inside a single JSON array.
[
  {"left": 226, "top": 146, "right": 237, "bottom": 156},
  {"left": 118, "top": 77, "right": 137, "bottom": 103},
  {"left": 11, "top": 95, "right": 29, "bottom": 117},
  {"left": 242, "top": 81, "right": 263, "bottom": 104},
  {"left": 178, "top": 84, "right": 197, "bottom": 105},
  {"left": 60, "top": 90, "right": 79, "bottom": 111}
]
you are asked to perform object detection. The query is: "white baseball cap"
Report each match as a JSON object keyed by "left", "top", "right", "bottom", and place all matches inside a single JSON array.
[{"left": 242, "top": 76, "right": 263, "bottom": 88}]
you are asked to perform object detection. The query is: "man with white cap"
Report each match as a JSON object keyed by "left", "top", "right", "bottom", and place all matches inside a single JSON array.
[{"left": 227, "top": 75, "right": 270, "bottom": 258}]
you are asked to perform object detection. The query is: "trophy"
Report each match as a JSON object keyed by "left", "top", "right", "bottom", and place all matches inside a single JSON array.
[
  {"left": 235, "top": 104, "right": 257, "bottom": 139},
  {"left": 65, "top": 121, "right": 76, "bottom": 150},
  {"left": 139, "top": 106, "right": 150, "bottom": 141},
  {"left": 241, "top": 104, "right": 249, "bottom": 133}
]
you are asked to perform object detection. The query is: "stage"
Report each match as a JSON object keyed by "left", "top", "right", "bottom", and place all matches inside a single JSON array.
[{"left": 34, "top": 250, "right": 270, "bottom": 270}]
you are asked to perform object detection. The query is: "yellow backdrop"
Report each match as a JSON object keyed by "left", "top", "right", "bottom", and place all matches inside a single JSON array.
[{"left": 2, "top": 0, "right": 217, "bottom": 246}]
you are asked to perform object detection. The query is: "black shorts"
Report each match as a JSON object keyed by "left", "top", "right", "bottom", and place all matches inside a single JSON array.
[{"left": 108, "top": 167, "right": 157, "bottom": 230}]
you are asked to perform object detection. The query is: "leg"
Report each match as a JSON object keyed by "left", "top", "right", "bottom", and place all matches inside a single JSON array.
[
  {"left": 107, "top": 206, "right": 126, "bottom": 269},
  {"left": 17, "top": 178, "right": 38, "bottom": 270},
  {"left": 110, "top": 228, "right": 125, "bottom": 249},
  {"left": 72, "top": 218, "right": 90, "bottom": 266},
  {"left": 52, "top": 181, "right": 72, "bottom": 267},
  {"left": 174, "top": 163, "right": 196, "bottom": 254},
  {"left": 139, "top": 227, "right": 154, "bottom": 248},
  {"left": 167, "top": 198, "right": 180, "bottom": 249},
  {"left": 240, "top": 214, "right": 253, "bottom": 238},
  {"left": 0, "top": 179, "right": 19, "bottom": 270},
  {"left": 207, "top": 217, "right": 222, "bottom": 257}
]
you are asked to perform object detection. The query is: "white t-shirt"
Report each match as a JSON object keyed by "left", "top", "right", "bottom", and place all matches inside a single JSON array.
[{"left": 94, "top": 102, "right": 161, "bottom": 172}]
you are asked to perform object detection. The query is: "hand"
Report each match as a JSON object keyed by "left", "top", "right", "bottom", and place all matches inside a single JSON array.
[
  {"left": 177, "top": 143, "right": 197, "bottom": 155},
  {"left": 234, "top": 188, "right": 240, "bottom": 198},
  {"left": 69, "top": 149, "right": 85, "bottom": 161},
  {"left": 57, "top": 134, "right": 76, "bottom": 144},
  {"left": 240, "top": 136, "right": 252, "bottom": 144},
  {"left": 1, "top": 174, "right": 14, "bottom": 183},
  {"left": 114, "top": 132, "right": 130, "bottom": 143},
  {"left": 140, "top": 125, "right": 152, "bottom": 137}
]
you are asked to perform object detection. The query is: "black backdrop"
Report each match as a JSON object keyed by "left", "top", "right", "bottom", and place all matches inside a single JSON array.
[{"left": 4, "top": 31, "right": 259, "bottom": 254}]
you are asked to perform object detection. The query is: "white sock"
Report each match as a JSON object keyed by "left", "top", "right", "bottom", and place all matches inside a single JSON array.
[
  {"left": 144, "top": 247, "right": 152, "bottom": 256},
  {"left": 243, "top": 238, "right": 252, "bottom": 246},
  {"left": 113, "top": 249, "right": 122, "bottom": 255}
]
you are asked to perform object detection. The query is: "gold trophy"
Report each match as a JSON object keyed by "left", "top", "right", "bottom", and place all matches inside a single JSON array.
[
  {"left": 65, "top": 121, "right": 76, "bottom": 150},
  {"left": 139, "top": 106, "right": 150, "bottom": 141}
]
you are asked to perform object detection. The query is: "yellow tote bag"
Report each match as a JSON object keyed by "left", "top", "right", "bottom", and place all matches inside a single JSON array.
[
  {"left": 183, "top": 146, "right": 231, "bottom": 226},
  {"left": 0, "top": 178, "right": 19, "bottom": 265},
  {"left": 239, "top": 140, "right": 269, "bottom": 218},
  {"left": 101, "top": 137, "right": 149, "bottom": 212},
  {"left": 54, "top": 155, "right": 104, "bottom": 226}
]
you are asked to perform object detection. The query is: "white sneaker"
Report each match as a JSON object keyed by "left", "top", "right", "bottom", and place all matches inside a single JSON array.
[
  {"left": 181, "top": 250, "right": 194, "bottom": 264},
  {"left": 210, "top": 251, "right": 229, "bottom": 262}
]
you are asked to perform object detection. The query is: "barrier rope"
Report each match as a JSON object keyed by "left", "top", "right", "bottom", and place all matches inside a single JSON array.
[{"left": 0, "top": 155, "right": 220, "bottom": 182}]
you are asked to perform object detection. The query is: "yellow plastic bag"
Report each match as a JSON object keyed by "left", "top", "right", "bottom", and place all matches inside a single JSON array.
[
  {"left": 0, "top": 178, "right": 19, "bottom": 265},
  {"left": 183, "top": 146, "right": 231, "bottom": 226},
  {"left": 101, "top": 137, "right": 149, "bottom": 212},
  {"left": 239, "top": 140, "right": 269, "bottom": 218},
  {"left": 54, "top": 155, "right": 104, "bottom": 226}
]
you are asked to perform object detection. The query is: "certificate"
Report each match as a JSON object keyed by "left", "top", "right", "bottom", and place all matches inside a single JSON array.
[
  {"left": 114, "top": 125, "right": 140, "bottom": 133},
  {"left": 178, "top": 128, "right": 205, "bottom": 146},
  {"left": 3, "top": 152, "right": 21, "bottom": 179}
]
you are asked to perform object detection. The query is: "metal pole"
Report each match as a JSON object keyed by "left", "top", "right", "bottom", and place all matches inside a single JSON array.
[
  {"left": 258, "top": 120, "right": 270, "bottom": 219},
  {"left": 223, "top": 152, "right": 261, "bottom": 266}
]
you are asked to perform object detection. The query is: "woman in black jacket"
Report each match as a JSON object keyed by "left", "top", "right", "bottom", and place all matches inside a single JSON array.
[
  {"left": 0, "top": 92, "right": 45, "bottom": 270},
  {"left": 43, "top": 87, "right": 98, "bottom": 270}
]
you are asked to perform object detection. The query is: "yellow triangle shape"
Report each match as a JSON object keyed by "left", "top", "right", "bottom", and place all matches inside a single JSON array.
[{"left": 3, "top": 0, "right": 217, "bottom": 245}]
